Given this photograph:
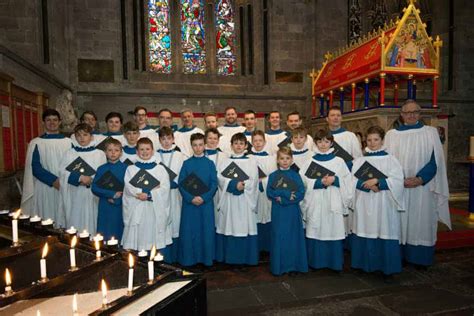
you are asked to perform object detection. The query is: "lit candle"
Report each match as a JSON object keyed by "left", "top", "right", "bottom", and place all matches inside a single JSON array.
[
  {"left": 40, "top": 243, "right": 48, "bottom": 281},
  {"left": 101, "top": 279, "right": 108, "bottom": 307},
  {"left": 4, "top": 268, "right": 12, "bottom": 295},
  {"left": 154, "top": 252, "right": 164, "bottom": 262},
  {"left": 12, "top": 209, "right": 21, "bottom": 246},
  {"left": 127, "top": 253, "right": 134, "bottom": 293},
  {"left": 93, "top": 234, "right": 103, "bottom": 242},
  {"left": 72, "top": 293, "right": 78, "bottom": 315},
  {"left": 148, "top": 246, "right": 156, "bottom": 283},
  {"left": 70, "top": 236, "right": 77, "bottom": 270},
  {"left": 107, "top": 236, "right": 118, "bottom": 246},
  {"left": 37, "top": 310, "right": 41, "bottom": 316},
  {"left": 95, "top": 239, "right": 101, "bottom": 260},
  {"left": 79, "top": 229, "right": 89, "bottom": 239}
]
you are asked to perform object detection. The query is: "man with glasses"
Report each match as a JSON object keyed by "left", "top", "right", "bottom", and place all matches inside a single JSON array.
[
  {"left": 385, "top": 100, "right": 450, "bottom": 269},
  {"left": 133, "top": 106, "right": 160, "bottom": 150}
]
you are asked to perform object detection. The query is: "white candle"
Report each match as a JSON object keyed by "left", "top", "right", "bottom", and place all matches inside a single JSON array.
[
  {"left": 70, "top": 236, "right": 77, "bottom": 269},
  {"left": 101, "top": 279, "right": 108, "bottom": 307},
  {"left": 12, "top": 209, "right": 21, "bottom": 244},
  {"left": 127, "top": 253, "right": 134, "bottom": 293},
  {"left": 69, "top": 249, "right": 76, "bottom": 268},
  {"left": 107, "top": 236, "right": 118, "bottom": 246},
  {"left": 40, "top": 243, "right": 48, "bottom": 280},
  {"left": 148, "top": 261, "right": 154, "bottom": 282},
  {"left": 148, "top": 246, "right": 156, "bottom": 282},
  {"left": 95, "top": 239, "right": 101, "bottom": 260},
  {"left": 40, "top": 259, "right": 47, "bottom": 279},
  {"left": 72, "top": 293, "right": 78, "bottom": 315},
  {"left": 5, "top": 268, "right": 12, "bottom": 294},
  {"left": 12, "top": 219, "right": 18, "bottom": 244}
]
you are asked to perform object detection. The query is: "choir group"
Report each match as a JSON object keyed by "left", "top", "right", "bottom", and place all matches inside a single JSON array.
[{"left": 20, "top": 100, "right": 450, "bottom": 280}]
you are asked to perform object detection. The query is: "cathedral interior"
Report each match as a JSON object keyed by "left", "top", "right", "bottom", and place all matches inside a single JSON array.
[{"left": 1, "top": 0, "right": 474, "bottom": 314}]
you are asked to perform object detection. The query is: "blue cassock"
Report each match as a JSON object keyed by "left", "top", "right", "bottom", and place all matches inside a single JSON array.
[
  {"left": 91, "top": 161, "right": 128, "bottom": 240},
  {"left": 177, "top": 156, "right": 218, "bottom": 266},
  {"left": 266, "top": 169, "right": 308, "bottom": 276}
]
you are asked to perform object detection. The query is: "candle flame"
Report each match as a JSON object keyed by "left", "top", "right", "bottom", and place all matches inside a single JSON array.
[
  {"left": 71, "top": 236, "right": 77, "bottom": 248},
  {"left": 41, "top": 243, "right": 49, "bottom": 259},
  {"left": 36, "top": 310, "right": 41, "bottom": 316},
  {"left": 111, "top": 236, "right": 116, "bottom": 241},
  {"left": 150, "top": 246, "right": 156, "bottom": 261},
  {"left": 95, "top": 239, "right": 100, "bottom": 251},
  {"left": 128, "top": 253, "right": 134, "bottom": 268},
  {"left": 72, "top": 293, "right": 78, "bottom": 312},
  {"left": 13, "top": 209, "right": 21, "bottom": 220},
  {"left": 101, "top": 279, "right": 107, "bottom": 295},
  {"left": 5, "top": 268, "right": 11, "bottom": 286}
]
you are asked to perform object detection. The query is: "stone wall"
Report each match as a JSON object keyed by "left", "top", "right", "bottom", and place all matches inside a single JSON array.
[{"left": 1, "top": 0, "right": 473, "bottom": 192}]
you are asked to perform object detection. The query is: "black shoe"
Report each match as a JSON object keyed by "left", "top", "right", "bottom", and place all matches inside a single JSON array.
[
  {"left": 413, "top": 264, "right": 428, "bottom": 271},
  {"left": 288, "top": 271, "right": 300, "bottom": 277}
]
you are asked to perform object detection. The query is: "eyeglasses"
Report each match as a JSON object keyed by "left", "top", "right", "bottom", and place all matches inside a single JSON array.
[{"left": 401, "top": 110, "right": 420, "bottom": 116}]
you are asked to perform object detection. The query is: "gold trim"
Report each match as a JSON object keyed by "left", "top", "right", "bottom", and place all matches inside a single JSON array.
[{"left": 383, "top": 1, "right": 440, "bottom": 73}]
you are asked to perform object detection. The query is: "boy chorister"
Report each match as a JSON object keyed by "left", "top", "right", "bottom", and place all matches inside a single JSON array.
[
  {"left": 156, "top": 127, "right": 186, "bottom": 262},
  {"left": 91, "top": 138, "right": 128, "bottom": 240},
  {"left": 121, "top": 121, "right": 140, "bottom": 165},
  {"left": 178, "top": 133, "right": 218, "bottom": 266},
  {"left": 21, "top": 109, "right": 72, "bottom": 225},
  {"left": 300, "top": 129, "right": 352, "bottom": 272},
  {"left": 248, "top": 130, "right": 277, "bottom": 253},
  {"left": 216, "top": 133, "right": 259, "bottom": 266},
  {"left": 122, "top": 138, "right": 171, "bottom": 255},
  {"left": 267, "top": 147, "right": 308, "bottom": 276},
  {"left": 204, "top": 128, "right": 228, "bottom": 221},
  {"left": 290, "top": 127, "right": 314, "bottom": 171},
  {"left": 58, "top": 123, "right": 106, "bottom": 233},
  {"left": 351, "top": 126, "right": 405, "bottom": 279}
]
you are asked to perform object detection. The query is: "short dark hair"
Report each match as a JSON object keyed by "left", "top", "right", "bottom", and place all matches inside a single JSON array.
[
  {"left": 328, "top": 106, "right": 342, "bottom": 115},
  {"left": 231, "top": 132, "right": 247, "bottom": 144},
  {"left": 158, "top": 126, "right": 174, "bottom": 138},
  {"left": 366, "top": 125, "right": 385, "bottom": 140},
  {"left": 105, "top": 112, "right": 123, "bottom": 124},
  {"left": 42, "top": 108, "right": 61, "bottom": 121},
  {"left": 286, "top": 111, "right": 301, "bottom": 120},
  {"left": 137, "top": 137, "right": 153, "bottom": 149},
  {"left": 123, "top": 121, "right": 139, "bottom": 133},
  {"left": 80, "top": 111, "right": 97, "bottom": 122},
  {"left": 291, "top": 127, "right": 307, "bottom": 137},
  {"left": 244, "top": 110, "right": 256, "bottom": 116},
  {"left": 251, "top": 130, "right": 265, "bottom": 140},
  {"left": 190, "top": 133, "right": 205, "bottom": 144},
  {"left": 205, "top": 128, "right": 221, "bottom": 139},
  {"left": 204, "top": 112, "right": 217, "bottom": 119},
  {"left": 104, "top": 138, "right": 123, "bottom": 150},
  {"left": 133, "top": 106, "right": 147, "bottom": 115},
  {"left": 74, "top": 123, "right": 93, "bottom": 135},
  {"left": 224, "top": 106, "right": 237, "bottom": 114},
  {"left": 158, "top": 108, "right": 173, "bottom": 116},
  {"left": 314, "top": 129, "right": 334, "bottom": 143},
  {"left": 268, "top": 111, "right": 281, "bottom": 119}
]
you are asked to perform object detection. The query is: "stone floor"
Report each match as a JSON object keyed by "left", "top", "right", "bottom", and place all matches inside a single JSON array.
[{"left": 205, "top": 202, "right": 474, "bottom": 315}]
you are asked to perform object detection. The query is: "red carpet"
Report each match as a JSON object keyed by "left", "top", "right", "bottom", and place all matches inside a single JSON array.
[{"left": 436, "top": 208, "right": 474, "bottom": 250}]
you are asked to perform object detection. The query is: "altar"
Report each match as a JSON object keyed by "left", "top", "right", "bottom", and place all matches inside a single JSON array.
[{"left": 309, "top": 0, "right": 446, "bottom": 156}]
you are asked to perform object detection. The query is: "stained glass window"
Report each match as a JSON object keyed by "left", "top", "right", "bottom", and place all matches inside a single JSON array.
[
  {"left": 148, "top": 0, "right": 172, "bottom": 73},
  {"left": 215, "top": 0, "right": 236, "bottom": 75},
  {"left": 181, "top": 0, "right": 206, "bottom": 74}
]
